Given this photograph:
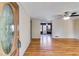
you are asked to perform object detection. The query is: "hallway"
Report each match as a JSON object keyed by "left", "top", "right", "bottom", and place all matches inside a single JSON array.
[{"left": 24, "top": 35, "right": 79, "bottom": 56}]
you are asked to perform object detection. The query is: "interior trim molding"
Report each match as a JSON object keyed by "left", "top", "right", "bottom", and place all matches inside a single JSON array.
[{"left": 32, "top": 38, "right": 40, "bottom": 40}]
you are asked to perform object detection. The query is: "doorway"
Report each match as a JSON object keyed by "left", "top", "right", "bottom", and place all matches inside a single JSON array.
[
  {"left": 40, "top": 23, "right": 52, "bottom": 35},
  {"left": 40, "top": 22, "right": 52, "bottom": 49}
]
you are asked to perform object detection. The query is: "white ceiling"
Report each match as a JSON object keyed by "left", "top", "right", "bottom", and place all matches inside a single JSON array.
[{"left": 26, "top": 2, "right": 79, "bottom": 20}]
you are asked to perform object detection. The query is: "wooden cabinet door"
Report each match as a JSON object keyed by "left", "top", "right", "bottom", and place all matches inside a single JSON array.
[{"left": 0, "top": 2, "right": 19, "bottom": 56}]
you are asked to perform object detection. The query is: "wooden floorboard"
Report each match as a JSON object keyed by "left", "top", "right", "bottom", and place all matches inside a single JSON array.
[{"left": 24, "top": 38, "right": 79, "bottom": 56}]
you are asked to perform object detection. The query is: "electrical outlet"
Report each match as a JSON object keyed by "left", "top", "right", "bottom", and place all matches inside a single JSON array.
[{"left": 55, "top": 36, "right": 59, "bottom": 37}]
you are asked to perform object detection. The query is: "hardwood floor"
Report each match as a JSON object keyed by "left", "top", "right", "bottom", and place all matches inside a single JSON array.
[{"left": 24, "top": 35, "right": 79, "bottom": 56}]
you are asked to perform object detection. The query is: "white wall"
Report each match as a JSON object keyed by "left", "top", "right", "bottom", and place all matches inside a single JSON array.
[
  {"left": 32, "top": 19, "right": 41, "bottom": 38},
  {"left": 73, "top": 19, "right": 79, "bottom": 39},
  {"left": 52, "top": 19, "right": 74, "bottom": 38},
  {"left": 65, "top": 20, "right": 74, "bottom": 38},
  {"left": 52, "top": 19, "right": 65, "bottom": 38},
  {"left": 32, "top": 19, "right": 75, "bottom": 39},
  {"left": 18, "top": 3, "right": 31, "bottom": 56}
]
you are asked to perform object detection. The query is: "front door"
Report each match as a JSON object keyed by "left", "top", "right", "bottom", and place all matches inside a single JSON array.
[{"left": 0, "top": 2, "right": 19, "bottom": 56}]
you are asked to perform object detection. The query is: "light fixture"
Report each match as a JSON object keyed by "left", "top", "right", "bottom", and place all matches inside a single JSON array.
[
  {"left": 63, "top": 16, "right": 70, "bottom": 20},
  {"left": 63, "top": 11, "right": 71, "bottom": 20}
]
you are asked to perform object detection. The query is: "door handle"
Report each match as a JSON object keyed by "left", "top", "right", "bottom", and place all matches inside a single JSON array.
[{"left": 17, "top": 39, "right": 21, "bottom": 48}]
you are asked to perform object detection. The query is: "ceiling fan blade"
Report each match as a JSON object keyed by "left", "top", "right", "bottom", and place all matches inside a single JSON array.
[{"left": 70, "top": 14, "right": 79, "bottom": 17}]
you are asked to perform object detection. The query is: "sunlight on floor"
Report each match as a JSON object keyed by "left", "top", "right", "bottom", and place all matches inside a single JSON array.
[{"left": 40, "top": 35, "right": 52, "bottom": 50}]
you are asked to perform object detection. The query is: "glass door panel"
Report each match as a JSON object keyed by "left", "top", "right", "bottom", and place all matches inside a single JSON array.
[{"left": 0, "top": 4, "right": 14, "bottom": 54}]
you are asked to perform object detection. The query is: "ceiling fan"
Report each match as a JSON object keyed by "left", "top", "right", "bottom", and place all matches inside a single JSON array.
[
  {"left": 55, "top": 11, "right": 79, "bottom": 20},
  {"left": 64, "top": 11, "right": 79, "bottom": 17}
]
